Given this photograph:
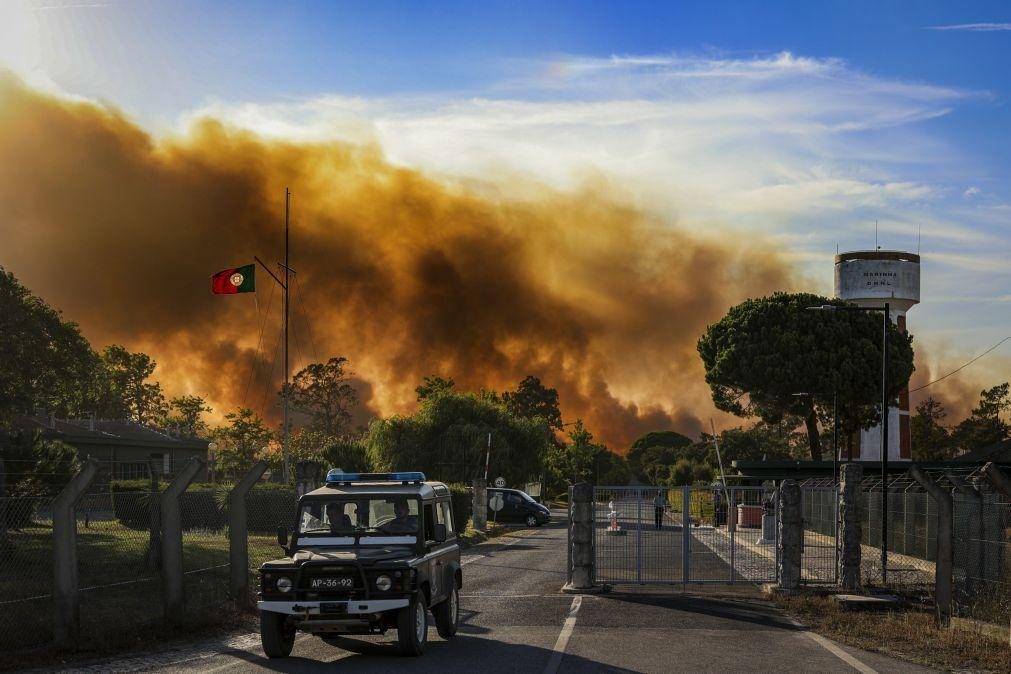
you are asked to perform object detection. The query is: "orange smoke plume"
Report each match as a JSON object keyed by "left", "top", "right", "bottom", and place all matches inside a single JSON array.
[{"left": 0, "top": 74, "right": 798, "bottom": 450}]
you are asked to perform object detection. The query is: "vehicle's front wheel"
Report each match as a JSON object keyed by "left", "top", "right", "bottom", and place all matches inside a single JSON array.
[
  {"left": 525, "top": 514, "right": 538, "bottom": 527},
  {"left": 433, "top": 586, "right": 459, "bottom": 638},
  {"left": 397, "top": 598, "right": 428, "bottom": 656},
  {"left": 261, "top": 610, "right": 295, "bottom": 658}
]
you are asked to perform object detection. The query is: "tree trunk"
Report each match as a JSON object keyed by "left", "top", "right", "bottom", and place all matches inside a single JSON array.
[{"left": 804, "top": 406, "right": 823, "bottom": 461}]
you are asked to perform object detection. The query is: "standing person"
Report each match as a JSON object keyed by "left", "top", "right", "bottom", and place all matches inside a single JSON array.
[{"left": 653, "top": 490, "right": 666, "bottom": 530}]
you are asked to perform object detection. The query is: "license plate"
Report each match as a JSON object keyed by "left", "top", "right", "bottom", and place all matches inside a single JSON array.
[{"left": 310, "top": 576, "right": 354, "bottom": 590}]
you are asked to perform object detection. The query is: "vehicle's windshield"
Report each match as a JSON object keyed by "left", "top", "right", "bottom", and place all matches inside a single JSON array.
[
  {"left": 298, "top": 497, "right": 420, "bottom": 537},
  {"left": 520, "top": 492, "right": 537, "bottom": 503}
]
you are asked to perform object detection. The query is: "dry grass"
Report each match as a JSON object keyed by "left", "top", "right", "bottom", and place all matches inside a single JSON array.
[
  {"left": 777, "top": 593, "right": 1011, "bottom": 672},
  {"left": 458, "top": 521, "right": 507, "bottom": 547}
]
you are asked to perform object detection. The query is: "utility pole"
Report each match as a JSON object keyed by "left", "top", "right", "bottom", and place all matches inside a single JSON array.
[
  {"left": 483, "top": 432, "right": 491, "bottom": 482},
  {"left": 881, "top": 302, "right": 889, "bottom": 584}
]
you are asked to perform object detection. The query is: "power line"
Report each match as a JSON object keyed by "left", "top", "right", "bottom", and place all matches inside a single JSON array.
[
  {"left": 259, "top": 323, "right": 284, "bottom": 416},
  {"left": 910, "top": 336, "right": 1011, "bottom": 393},
  {"left": 242, "top": 281, "right": 276, "bottom": 407}
]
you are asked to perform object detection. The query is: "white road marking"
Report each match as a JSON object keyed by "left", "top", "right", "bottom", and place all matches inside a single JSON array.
[
  {"left": 788, "top": 617, "right": 878, "bottom": 674},
  {"left": 542, "top": 595, "right": 583, "bottom": 674}
]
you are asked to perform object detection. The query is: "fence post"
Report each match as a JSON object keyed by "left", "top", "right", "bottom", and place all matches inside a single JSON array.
[
  {"left": 564, "top": 481, "right": 598, "bottom": 592},
  {"left": 295, "top": 460, "right": 321, "bottom": 498},
  {"left": 566, "top": 485, "right": 573, "bottom": 585},
  {"left": 161, "top": 458, "right": 204, "bottom": 623},
  {"left": 472, "top": 478, "right": 487, "bottom": 532},
  {"left": 947, "top": 472, "right": 983, "bottom": 594},
  {"left": 230, "top": 461, "right": 268, "bottom": 608},
  {"left": 778, "top": 480, "right": 801, "bottom": 590},
  {"left": 982, "top": 462, "right": 1011, "bottom": 499},
  {"left": 146, "top": 461, "right": 161, "bottom": 569},
  {"left": 839, "top": 463, "right": 863, "bottom": 591},
  {"left": 52, "top": 458, "right": 101, "bottom": 647},
  {"left": 910, "top": 466, "right": 952, "bottom": 626}
]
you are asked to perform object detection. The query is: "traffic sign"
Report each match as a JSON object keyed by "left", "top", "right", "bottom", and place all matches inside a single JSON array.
[
  {"left": 494, "top": 476, "right": 506, "bottom": 488},
  {"left": 489, "top": 493, "right": 505, "bottom": 512}
]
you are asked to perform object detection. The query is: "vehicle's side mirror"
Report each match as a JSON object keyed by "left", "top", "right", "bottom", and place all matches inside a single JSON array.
[
  {"left": 277, "top": 527, "right": 289, "bottom": 547},
  {"left": 433, "top": 523, "right": 447, "bottom": 543}
]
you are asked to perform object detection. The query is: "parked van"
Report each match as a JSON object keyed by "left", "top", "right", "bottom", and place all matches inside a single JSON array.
[{"left": 486, "top": 488, "right": 551, "bottom": 526}]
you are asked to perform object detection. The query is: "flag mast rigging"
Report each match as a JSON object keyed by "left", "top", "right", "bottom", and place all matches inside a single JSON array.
[{"left": 252, "top": 187, "right": 292, "bottom": 483}]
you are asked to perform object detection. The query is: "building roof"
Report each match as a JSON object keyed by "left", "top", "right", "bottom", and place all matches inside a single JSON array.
[
  {"left": 19, "top": 414, "right": 209, "bottom": 451},
  {"left": 953, "top": 438, "right": 1011, "bottom": 464}
]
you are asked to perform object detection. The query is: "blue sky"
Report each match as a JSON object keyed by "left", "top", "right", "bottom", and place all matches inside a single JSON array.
[{"left": 3, "top": 0, "right": 1011, "bottom": 383}]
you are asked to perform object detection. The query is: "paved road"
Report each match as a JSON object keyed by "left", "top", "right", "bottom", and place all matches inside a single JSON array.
[{"left": 63, "top": 512, "right": 933, "bottom": 673}]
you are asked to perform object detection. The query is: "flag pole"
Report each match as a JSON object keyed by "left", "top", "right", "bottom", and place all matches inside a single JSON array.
[{"left": 283, "top": 188, "right": 291, "bottom": 484}]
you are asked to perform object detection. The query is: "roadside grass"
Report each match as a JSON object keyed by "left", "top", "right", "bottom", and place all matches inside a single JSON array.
[
  {"left": 777, "top": 593, "right": 1011, "bottom": 672},
  {"left": 0, "top": 518, "right": 277, "bottom": 653}
]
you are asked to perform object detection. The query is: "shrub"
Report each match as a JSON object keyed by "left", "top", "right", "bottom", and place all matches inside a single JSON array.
[{"left": 448, "top": 484, "right": 473, "bottom": 531}]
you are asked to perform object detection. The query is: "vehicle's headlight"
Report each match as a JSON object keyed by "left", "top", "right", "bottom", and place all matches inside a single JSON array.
[
  {"left": 375, "top": 575, "right": 392, "bottom": 591},
  {"left": 275, "top": 576, "right": 294, "bottom": 593}
]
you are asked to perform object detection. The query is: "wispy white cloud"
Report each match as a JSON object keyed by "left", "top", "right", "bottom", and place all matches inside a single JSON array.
[
  {"left": 180, "top": 51, "right": 1008, "bottom": 351},
  {"left": 928, "top": 23, "right": 1011, "bottom": 32}
]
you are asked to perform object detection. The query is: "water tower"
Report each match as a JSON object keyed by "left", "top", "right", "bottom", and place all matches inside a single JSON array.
[{"left": 834, "top": 250, "right": 920, "bottom": 462}]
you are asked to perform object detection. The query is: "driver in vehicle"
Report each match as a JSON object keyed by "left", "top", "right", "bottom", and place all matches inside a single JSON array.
[{"left": 383, "top": 497, "right": 418, "bottom": 533}]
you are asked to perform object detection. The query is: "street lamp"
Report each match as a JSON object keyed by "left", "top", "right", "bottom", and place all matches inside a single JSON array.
[{"left": 808, "top": 302, "right": 891, "bottom": 583}]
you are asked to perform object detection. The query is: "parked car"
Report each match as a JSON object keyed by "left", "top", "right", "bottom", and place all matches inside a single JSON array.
[{"left": 486, "top": 488, "right": 550, "bottom": 526}]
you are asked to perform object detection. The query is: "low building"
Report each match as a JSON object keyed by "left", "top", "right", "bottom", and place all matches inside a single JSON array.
[{"left": 20, "top": 413, "right": 209, "bottom": 480}]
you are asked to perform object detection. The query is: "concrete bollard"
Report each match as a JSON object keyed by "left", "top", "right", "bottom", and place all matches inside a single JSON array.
[
  {"left": 295, "top": 460, "right": 322, "bottom": 498},
  {"left": 778, "top": 480, "right": 802, "bottom": 590},
  {"left": 472, "top": 478, "right": 487, "bottom": 532},
  {"left": 230, "top": 461, "right": 268, "bottom": 608},
  {"left": 910, "top": 466, "right": 952, "bottom": 627},
  {"left": 563, "top": 482, "right": 600, "bottom": 593},
  {"left": 52, "top": 458, "right": 101, "bottom": 647},
  {"left": 161, "top": 458, "right": 204, "bottom": 623},
  {"left": 839, "top": 463, "right": 863, "bottom": 591}
]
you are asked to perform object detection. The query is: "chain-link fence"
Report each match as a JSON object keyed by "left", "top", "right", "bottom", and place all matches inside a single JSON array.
[
  {"left": 860, "top": 489, "right": 937, "bottom": 587},
  {"left": 77, "top": 482, "right": 165, "bottom": 645},
  {"left": 952, "top": 487, "right": 1011, "bottom": 626},
  {"left": 179, "top": 490, "right": 230, "bottom": 619},
  {"left": 801, "top": 486, "right": 838, "bottom": 583},
  {"left": 0, "top": 495, "right": 57, "bottom": 651},
  {"left": 246, "top": 487, "right": 298, "bottom": 602},
  {"left": 0, "top": 455, "right": 309, "bottom": 655}
]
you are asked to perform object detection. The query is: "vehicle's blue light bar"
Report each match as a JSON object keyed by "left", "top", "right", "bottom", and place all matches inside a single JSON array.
[{"left": 326, "top": 470, "right": 426, "bottom": 483}]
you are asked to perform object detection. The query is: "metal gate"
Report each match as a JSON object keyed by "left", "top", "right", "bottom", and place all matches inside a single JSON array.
[
  {"left": 800, "top": 485, "right": 839, "bottom": 584},
  {"left": 592, "top": 485, "right": 781, "bottom": 584}
]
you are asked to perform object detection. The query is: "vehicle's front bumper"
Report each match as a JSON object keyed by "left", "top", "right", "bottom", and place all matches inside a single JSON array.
[{"left": 258, "top": 598, "right": 409, "bottom": 616}]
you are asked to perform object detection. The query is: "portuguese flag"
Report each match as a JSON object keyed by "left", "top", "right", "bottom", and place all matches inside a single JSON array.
[{"left": 211, "top": 264, "right": 255, "bottom": 294}]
